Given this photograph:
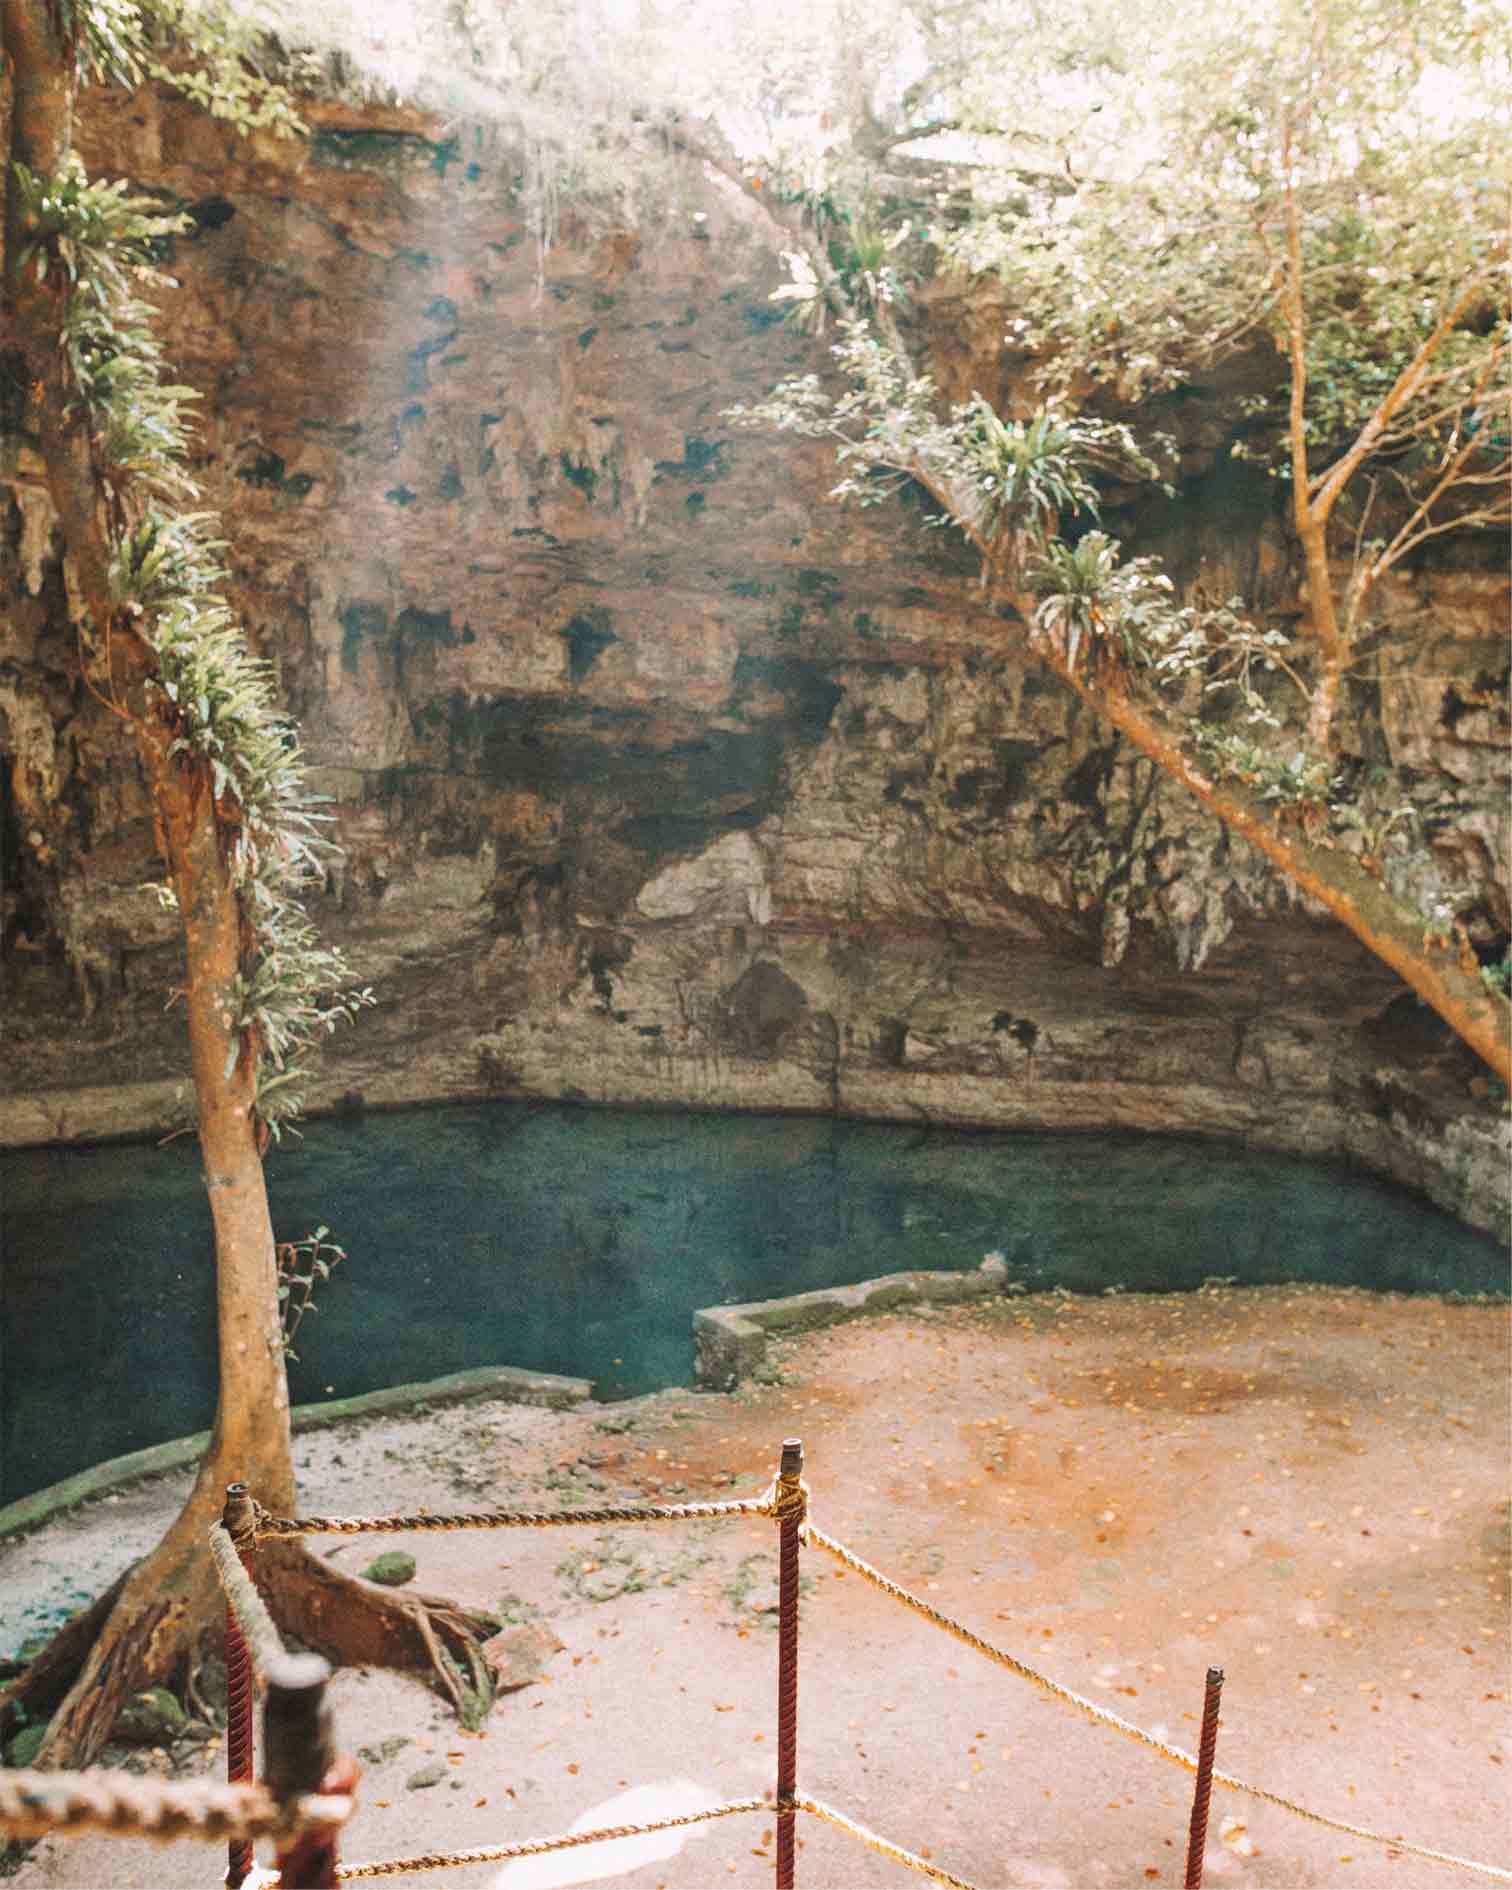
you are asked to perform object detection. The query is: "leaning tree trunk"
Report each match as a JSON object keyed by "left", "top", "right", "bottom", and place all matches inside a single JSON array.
[
  {"left": 678, "top": 115, "right": 1511, "bottom": 1080},
  {"left": 0, "top": 0, "right": 495, "bottom": 1774},
  {"left": 1028, "top": 633, "right": 1512, "bottom": 1083}
]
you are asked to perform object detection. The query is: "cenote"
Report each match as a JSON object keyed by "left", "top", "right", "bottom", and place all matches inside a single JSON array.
[{"left": 1, "top": 1103, "right": 1504, "bottom": 1506}]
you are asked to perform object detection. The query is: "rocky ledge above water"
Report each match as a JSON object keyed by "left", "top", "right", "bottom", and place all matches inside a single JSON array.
[{"left": 0, "top": 88, "right": 1506, "bottom": 1235}]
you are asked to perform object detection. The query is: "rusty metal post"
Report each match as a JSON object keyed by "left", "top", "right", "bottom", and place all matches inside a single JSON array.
[
  {"left": 266, "top": 1652, "right": 341, "bottom": 1889},
  {"left": 222, "top": 1483, "right": 258, "bottom": 1889},
  {"left": 774, "top": 1438, "right": 804, "bottom": 1890},
  {"left": 1183, "top": 1666, "right": 1225, "bottom": 1890}
]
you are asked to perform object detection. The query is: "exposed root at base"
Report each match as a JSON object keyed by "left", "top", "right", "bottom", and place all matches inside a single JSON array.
[{"left": 0, "top": 1530, "right": 499, "bottom": 1779}]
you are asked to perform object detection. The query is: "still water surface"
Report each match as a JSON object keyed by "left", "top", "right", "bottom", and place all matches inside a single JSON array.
[{"left": 2, "top": 1103, "right": 1503, "bottom": 1504}]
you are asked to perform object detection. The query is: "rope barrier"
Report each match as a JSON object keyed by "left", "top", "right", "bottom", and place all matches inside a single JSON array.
[
  {"left": 0, "top": 1769, "right": 350, "bottom": 1845},
  {"left": 795, "top": 1796, "right": 981, "bottom": 1890},
  {"left": 10, "top": 1455, "right": 1503, "bottom": 1887},
  {"left": 208, "top": 1522, "right": 288, "bottom": 1681},
  {"left": 805, "top": 1522, "right": 1512, "bottom": 1882},
  {"left": 331, "top": 1796, "right": 767, "bottom": 1879},
  {"left": 1198, "top": 1771, "right": 1512, "bottom": 1880},
  {"left": 248, "top": 1492, "right": 776, "bottom": 1538}
]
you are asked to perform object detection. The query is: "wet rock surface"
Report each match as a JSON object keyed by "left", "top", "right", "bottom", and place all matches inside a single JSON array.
[{"left": 0, "top": 87, "right": 1506, "bottom": 1230}]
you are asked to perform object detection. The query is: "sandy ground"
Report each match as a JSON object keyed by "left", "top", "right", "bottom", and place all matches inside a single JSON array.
[{"left": 1, "top": 1285, "right": 1508, "bottom": 1890}]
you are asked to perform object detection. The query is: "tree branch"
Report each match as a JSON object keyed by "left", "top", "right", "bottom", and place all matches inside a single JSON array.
[
  {"left": 1310, "top": 268, "right": 1502, "bottom": 520},
  {"left": 1037, "top": 643, "right": 1511, "bottom": 1082}
]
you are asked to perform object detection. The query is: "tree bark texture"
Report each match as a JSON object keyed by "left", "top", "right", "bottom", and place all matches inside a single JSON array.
[
  {"left": 1, "top": 0, "right": 492, "bottom": 1769},
  {"left": 1039, "top": 647, "right": 1512, "bottom": 1084},
  {"left": 686, "top": 112, "right": 1508, "bottom": 1077}
]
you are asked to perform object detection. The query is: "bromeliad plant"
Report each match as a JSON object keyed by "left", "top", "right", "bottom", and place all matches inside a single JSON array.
[
  {"left": 962, "top": 401, "right": 1105, "bottom": 540},
  {"left": 17, "top": 153, "right": 372, "bottom": 1137},
  {"left": 727, "top": 314, "right": 1159, "bottom": 568},
  {"left": 1026, "top": 531, "right": 1178, "bottom": 674}
]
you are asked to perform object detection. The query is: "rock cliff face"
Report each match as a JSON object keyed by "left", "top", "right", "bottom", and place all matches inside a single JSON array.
[{"left": 1, "top": 90, "right": 1507, "bottom": 1232}]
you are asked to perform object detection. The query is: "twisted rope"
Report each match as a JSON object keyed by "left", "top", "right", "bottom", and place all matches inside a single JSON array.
[
  {"left": 332, "top": 1797, "right": 766, "bottom": 1879},
  {"left": 796, "top": 1796, "right": 981, "bottom": 1890},
  {"left": 0, "top": 1770, "right": 350, "bottom": 1845},
  {"left": 807, "top": 1523, "right": 1512, "bottom": 1882},
  {"left": 208, "top": 1522, "right": 287, "bottom": 1680},
  {"left": 249, "top": 1492, "right": 775, "bottom": 1538},
  {"left": 771, "top": 1473, "right": 809, "bottom": 1522}
]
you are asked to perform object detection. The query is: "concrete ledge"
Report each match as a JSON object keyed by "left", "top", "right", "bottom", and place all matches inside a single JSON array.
[
  {"left": 0, "top": 1363, "right": 593, "bottom": 1541},
  {"left": 292, "top": 1363, "right": 593, "bottom": 1429},
  {"left": 693, "top": 1253, "right": 1009, "bottom": 1391}
]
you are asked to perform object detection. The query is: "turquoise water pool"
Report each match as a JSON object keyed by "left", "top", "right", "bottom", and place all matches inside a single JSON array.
[{"left": 2, "top": 1103, "right": 1503, "bottom": 1504}]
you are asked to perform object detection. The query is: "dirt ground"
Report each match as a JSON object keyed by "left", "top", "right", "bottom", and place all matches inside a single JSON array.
[{"left": 2, "top": 1285, "right": 1508, "bottom": 1890}]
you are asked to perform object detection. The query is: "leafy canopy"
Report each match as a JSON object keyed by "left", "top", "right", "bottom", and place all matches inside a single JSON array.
[
  {"left": 936, "top": 0, "right": 1511, "bottom": 435},
  {"left": 79, "top": 0, "right": 311, "bottom": 132}
]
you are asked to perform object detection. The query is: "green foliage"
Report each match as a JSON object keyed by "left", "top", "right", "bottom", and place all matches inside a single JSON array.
[
  {"left": 19, "top": 141, "right": 373, "bottom": 1134},
  {"left": 275, "top": 1226, "right": 346, "bottom": 1359},
  {"left": 77, "top": 0, "right": 308, "bottom": 135},
  {"left": 826, "top": 205, "right": 913, "bottom": 317},
  {"left": 728, "top": 319, "right": 951, "bottom": 502},
  {"left": 1234, "top": 185, "right": 1510, "bottom": 479},
  {"left": 961, "top": 401, "right": 1105, "bottom": 538},
  {"left": 1481, "top": 954, "right": 1512, "bottom": 998},
  {"left": 1194, "top": 729, "right": 1342, "bottom": 812},
  {"left": 13, "top": 156, "right": 182, "bottom": 277},
  {"left": 727, "top": 319, "right": 1156, "bottom": 543},
  {"left": 769, "top": 226, "right": 910, "bottom": 331},
  {"left": 73, "top": 0, "right": 146, "bottom": 85},
  {"left": 17, "top": 159, "right": 198, "bottom": 504},
  {"left": 927, "top": 0, "right": 1512, "bottom": 621},
  {"left": 1140, "top": 595, "right": 1303, "bottom": 728},
  {"left": 1027, "top": 531, "right": 1177, "bottom": 672},
  {"left": 1329, "top": 796, "right": 1417, "bottom": 860},
  {"left": 940, "top": 0, "right": 1510, "bottom": 397}
]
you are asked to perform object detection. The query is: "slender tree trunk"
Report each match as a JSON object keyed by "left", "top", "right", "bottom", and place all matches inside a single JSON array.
[
  {"left": 0, "top": 299, "right": 298, "bottom": 1769},
  {"left": 1, "top": 0, "right": 495, "bottom": 1770},
  {"left": 0, "top": 0, "right": 283, "bottom": 1769},
  {"left": 1278, "top": 130, "right": 1350, "bottom": 755},
  {"left": 151, "top": 729, "right": 294, "bottom": 1521},
  {"left": 1297, "top": 511, "right": 1346, "bottom": 750}
]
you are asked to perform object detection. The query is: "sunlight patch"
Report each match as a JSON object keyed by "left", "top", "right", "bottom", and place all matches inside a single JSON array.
[{"left": 490, "top": 1778, "right": 722, "bottom": 1889}]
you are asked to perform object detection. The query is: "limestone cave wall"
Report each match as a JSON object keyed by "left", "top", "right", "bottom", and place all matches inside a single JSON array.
[{"left": 0, "top": 89, "right": 1507, "bottom": 1231}]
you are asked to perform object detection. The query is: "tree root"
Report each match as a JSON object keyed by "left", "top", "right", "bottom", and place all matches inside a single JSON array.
[
  {"left": 0, "top": 1571, "right": 129, "bottom": 1737},
  {"left": 1, "top": 1529, "right": 499, "bottom": 1774},
  {"left": 260, "top": 1543, "right": 500, "bottom": 1728},
  {"left": 1, "top": 1516, "right": 221, "bottom": 1772}
]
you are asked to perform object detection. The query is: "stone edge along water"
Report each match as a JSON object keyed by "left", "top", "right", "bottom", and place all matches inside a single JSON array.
[
  {"left": 0, "top": 1364, "right": 593, "bottom": 1540},
  {"left": 692, "top": 1252, "right": 1011, "bottom": 1390},
  {"left": 0, "top": 1257, "right": 1014, "bottom": 1538}
]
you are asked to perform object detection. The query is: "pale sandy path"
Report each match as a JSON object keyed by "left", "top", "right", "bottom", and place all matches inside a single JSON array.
[{"left": 2, "top": 1286, "right": 1508, "bottom": 1890}]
